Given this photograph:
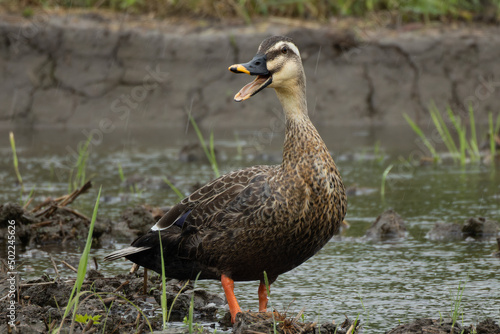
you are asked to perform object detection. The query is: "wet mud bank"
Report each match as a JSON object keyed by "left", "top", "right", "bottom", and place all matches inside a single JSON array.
[
  {"left": 0, "top": 270, "right": 499, "bottom": 334},
  {"left": 1, "top": 11, "right": 500, "bottom": 129}
]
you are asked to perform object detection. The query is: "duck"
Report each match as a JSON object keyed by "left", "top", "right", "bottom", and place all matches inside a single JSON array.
[{"left": 104, "top": 35, "right": 347, "bottom": 324}]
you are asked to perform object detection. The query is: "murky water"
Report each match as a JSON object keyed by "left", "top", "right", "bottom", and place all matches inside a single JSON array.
[{"left": 1, "top": 126, "right": 499, "bottom": 332}]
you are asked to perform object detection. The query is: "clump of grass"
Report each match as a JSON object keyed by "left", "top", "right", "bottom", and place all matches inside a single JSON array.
[
  {"left": 188, "top": 115, "right": 219, "bottom": 177},
  {"left": 450, "top": 276, "right": 468, "bottom": 331},
  {"left": 404, "top": 104, "right": 493, "bottom": 166},
  {"left": 403, "top": 113, "right": 440, "bottom": 163},
  {"left": 4, "top": 0, "right": 498, "bottom": 22},
  {"left": 183, "top": 273, "right": 202, "bottom": 334},
  {"left": 69, "top": 136, "right": 92, "bottom": 193}
]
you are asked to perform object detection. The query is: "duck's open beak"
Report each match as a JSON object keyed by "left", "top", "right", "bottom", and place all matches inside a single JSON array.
[{"left": 228, "top": 54, "right": 272, "bottom": 102}]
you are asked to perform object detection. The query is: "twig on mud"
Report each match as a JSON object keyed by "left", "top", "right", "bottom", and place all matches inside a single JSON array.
[
  {"left": 57, "top": 206, "right": 91, "bottom": 221},
  {"left": 61, "top": 260, "right": 78, "bottom": 273},
  {"left": 30, "top": 221, "right": 54, "bottom": 228},
  {"left": 19, "top": 281, "right": 58, "bottom": 288},
  {"left": 102, "top": 296, "right": 117, "bottom": 306},
  {"left": 136, "top": 320, "right": 146, "bottom": 333},
  {"left": 60, "top": 180, "right": 93, "bottom": 207},
  {"left": 82, "top": 318, "right": 94, "bottom": 333},
  {"left": 49, "top": 255, "right": 60, "bottom": 277},
  {"left": 113, "top": 280, "right": 129, "bottom": 293},
  {"left": 33, "top": 181, "right": 92, "bottom": 218},
  {"left": 23, "top": 196, "right": 34, "bottom": 210},
  {"left": 48, "top": 319, "right": 57, "bottom": 332}
]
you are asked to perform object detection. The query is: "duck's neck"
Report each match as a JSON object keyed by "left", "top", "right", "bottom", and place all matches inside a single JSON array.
[
  {"left": 274, "top": 75, "right": 308, "bottom": 120},
  {"left": 275, "top": 82, "right": 331, "bottom": 171}
]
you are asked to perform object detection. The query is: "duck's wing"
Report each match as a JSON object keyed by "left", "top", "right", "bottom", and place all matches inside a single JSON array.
[
  {"left": 152, "top": 165, "right": 276, "bottom": 231},
  {"left": 104, "top": 165, "right": 277, "bottom": 263}
]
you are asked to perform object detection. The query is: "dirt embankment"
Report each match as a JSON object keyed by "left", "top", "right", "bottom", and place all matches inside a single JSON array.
[{"left": 1, "top": 11, "right": 500, "bottom": 130}]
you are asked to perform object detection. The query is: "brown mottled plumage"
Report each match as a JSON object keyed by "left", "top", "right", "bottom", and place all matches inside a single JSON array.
[{"left": 105, "top": 35, "right": 347, "bottom": 323}]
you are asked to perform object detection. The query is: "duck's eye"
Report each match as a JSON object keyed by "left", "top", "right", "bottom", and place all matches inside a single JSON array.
[{"left": 281, "top": 46, "right": 288, "bottom": 54}]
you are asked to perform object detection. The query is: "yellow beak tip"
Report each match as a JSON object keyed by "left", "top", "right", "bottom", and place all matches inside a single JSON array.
[{"left": 229, "top": 64, "right": 250, "bottom": 75}]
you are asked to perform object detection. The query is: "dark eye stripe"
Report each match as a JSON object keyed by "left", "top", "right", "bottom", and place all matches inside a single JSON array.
[{"left": 267, "top": 47, "right": 296, "bottom": 61}]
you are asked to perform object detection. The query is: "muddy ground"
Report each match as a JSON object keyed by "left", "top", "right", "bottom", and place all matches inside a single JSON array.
[
  {"left": 1, "top": 184, "right": 499, "bottom": 333},
  {"left": 0, "top": 268, "right": 499, "bottom": 334},
  {"left": 0, "top": 268, "right": 364, "bottom": 334}
]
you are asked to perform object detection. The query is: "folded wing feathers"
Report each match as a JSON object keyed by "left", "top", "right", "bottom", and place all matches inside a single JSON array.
[{"left": 103, "top": 246, "right": 151, "bottom": 261}]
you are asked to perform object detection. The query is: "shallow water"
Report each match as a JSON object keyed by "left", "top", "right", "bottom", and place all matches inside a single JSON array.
[{"left": 1, "top": 126, "right": 499, "bottom": 332}]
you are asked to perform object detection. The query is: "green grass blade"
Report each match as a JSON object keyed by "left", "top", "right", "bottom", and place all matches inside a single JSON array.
[
  {"left": 117, "top": 162, "right": 125, "bottom": 182},
  {"left": 163, "top": 176, "right": 184, "bottom": 200},
  {"left": 75, "top": 136, "right": 92, "bottom": 189},
  {"left": 468, "top": 105, "right": 480, "bottom": 161},
  {"left": 23, "top": 186, "right": 35, "bottom": 207},
  {"left": 489, "top": 112, "right": 497, "bottom": 165},
  {"left": 187, "top": 272, "right": 201, "bottom": 334},
  {"left": 403, "top": 113, "right": 440, "bottom": 161},
  {"left": 430, "top": 104, "right": 459, "bottom": 160},
  {"left": 56, "top": 186, "right": 102, "bottom": 333},
  {"left": 167, "top": 280, "right": 190, "bottom": 322},
  {"left": 9, "top": 131, "right": 24, "bottom": 192},
  {"left": 263, "top": 271, "right": 277, "bottom": 334},
  {"left": 445, "top": 107, "right": 466, "bottom": 164},
  {"left": 380, "top": 164, "right": 393, "bottom": 197},
  {"left": 209, "top": 130, "right": 220, "bottom": 177},
  {"left": 158, "top": 230, "right": 168, "bottom": 330},
  {"left": 189, "top": 115, "right": 220, "bottom": 177}
]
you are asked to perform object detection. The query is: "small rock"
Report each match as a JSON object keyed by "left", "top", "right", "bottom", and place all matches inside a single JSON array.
[
  {"left": 462, "top": 217, "right": 499, "bottom": 239},
  {"left": 365, "top": 209, "right": 407, "bottom": 240},
  {"left": 86, "top": 269, "right": 104, "bottom": 279},
  {"left": 121, "top": 206, "right": 156, "bottom": 236},
  {"left": 427, "top": 217, "right": 499, "bottom": 241},
  {"left": 426, "top": 222, "right": 463, "bottom": 241},
  {"left": 386, "top": 318, "right": 464, "bottom": 334}
]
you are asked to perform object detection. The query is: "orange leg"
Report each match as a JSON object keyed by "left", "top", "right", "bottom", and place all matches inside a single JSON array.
[
  {"left": 258, "top": 281, "right": 269, "bottom": 312},
  {"left": 221, "top": 274, "right": 242, "bottom": 323}
]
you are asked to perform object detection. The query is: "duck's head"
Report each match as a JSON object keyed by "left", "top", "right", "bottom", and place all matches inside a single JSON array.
[{"left": 229, "top": 36, "right": 304, "bottom": 102}]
